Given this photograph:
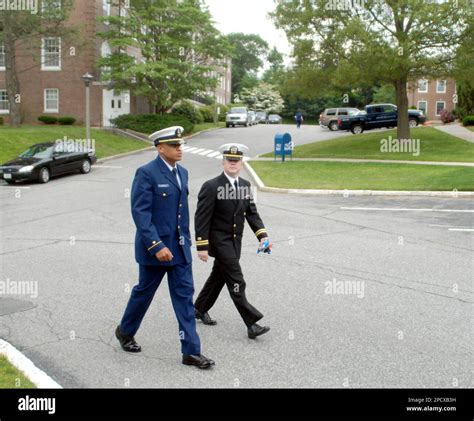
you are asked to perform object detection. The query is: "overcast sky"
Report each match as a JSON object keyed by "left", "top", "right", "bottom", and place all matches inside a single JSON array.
[{"left": 204, "top": 0, "right": 293, "bottom": 68}]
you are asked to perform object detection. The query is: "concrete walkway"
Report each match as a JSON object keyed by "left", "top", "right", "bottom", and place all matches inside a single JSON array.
[
  {"left": 251, "top": 157, "right": 474, "bottom": 167},
  {"left": 433, "top": 123, "right": 474, "bottom": 143}
]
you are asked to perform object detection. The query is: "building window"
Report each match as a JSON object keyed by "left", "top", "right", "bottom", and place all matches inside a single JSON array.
[
  {"left": 418, "top": 79, "right": 428, "bottom": 93},
  {"left": 417, "top": 101, "right": 427, "bottom": 114},
  {"left": 44, "top": 89, "right": 59, "bottom": 113},
  {"left": 0, "top": 44, "right": 5, "bottom": 70},
  {"left": 435, "top": 101, "right": 445, "bottom": 116},
  {"left": 42, "top": 37, "right": 61, "bottom": 70},
  {"left": 0, "top": 90, "right": 9, "bottom": 114},
  {"left": 41, "top": 0, "right": 62, "bottom": 13},
  {"left": 436, "top": 80, "right": 446, "bottom": 93}
]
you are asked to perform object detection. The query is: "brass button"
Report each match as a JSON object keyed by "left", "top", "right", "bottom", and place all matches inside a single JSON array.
[
  {"left": 178, "top": 225, "right": 181, "bottom": 229},
  {"left": 178, "top": 215, "right": 181, "bottom": 219},
  {"left": 233, "top": 224, "right": 236, "bottom": 227},
  {"left": 179, "top": 204, "right": 183, "bottom": 207},
  {"left": 152, "top": 241, "right": 157, "bottom": 244},
  {"left": 244, "top": 212, "right": 246, "bottom": 216},
  {"left": 162, "top": 193, "right": 166, "bottom": 197},
  {"left": 233, "top": 234, "right": 236, "bottom": 238}
]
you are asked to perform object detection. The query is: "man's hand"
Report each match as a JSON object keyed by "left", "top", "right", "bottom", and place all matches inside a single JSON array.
[
  {"left": 260, "top": 238, "right": 272, "bottom": 252},
  {"left": 198, "top": 251, "right": 209, "bottom": 262},
  {"left": 155, "top": 247, "right": 173, "bottom": 262}
]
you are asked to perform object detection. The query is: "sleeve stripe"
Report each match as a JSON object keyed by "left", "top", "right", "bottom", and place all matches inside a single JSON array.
[
  {"left": 255, "top": 229, "right": 267, "bottom": 236},
  {"left": 195, "top": 240, "right": 209, "bottom": 245},
  {"left": 147, "top": 241, "right": 163, "bottom": 251}
]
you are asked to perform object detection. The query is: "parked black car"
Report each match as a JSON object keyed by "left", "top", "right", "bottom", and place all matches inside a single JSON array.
[
  {"left": 337, "top": 103, "right": 426, "bottom": 134},
  {"left": 0, "top": 142, "right": 97, "bottom": 184}
]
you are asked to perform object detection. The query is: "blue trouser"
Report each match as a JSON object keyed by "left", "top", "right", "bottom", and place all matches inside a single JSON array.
[{"left": 120, "top": 262, "right": 201, "bottom": 355}]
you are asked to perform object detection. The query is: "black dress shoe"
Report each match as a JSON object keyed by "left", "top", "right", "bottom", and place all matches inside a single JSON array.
[
  {"left": 247, "top": 323, "right": 270, "bottom": 339},
  {"left": 195, "top": 308, "right": 217, "bottom": 325},
  {"left": 115, "top": 325, "right": 142, "bottom": 353},
  {"left": 182, "top": 354, "right": 215, "bottom": 369}
]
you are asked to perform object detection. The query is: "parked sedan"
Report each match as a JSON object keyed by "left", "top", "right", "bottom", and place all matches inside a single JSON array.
[
  {"left": 0, "top": 142, "right": 97, "bottom": 184},
  {"left": 268, "top": 114, "right": 282, "bottom": 124}
]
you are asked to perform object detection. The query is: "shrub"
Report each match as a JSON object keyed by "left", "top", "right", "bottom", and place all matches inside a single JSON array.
[
  {"left": 0, "top": 117, "right": 3, "bottom": 126},
  {"left": 38, "top": 116, "right": 58, "bottom": 124},
  {"left": 409, "top": 105, "right": 417, "bottom": 110},
  {"left": 171, "top": 101, "right": 204, "bottom": 124},
  {"left": 440, "top": 109, "right": 455, "bottom": 124},
  {"left": 200, "top": 105, "right": 217, "bottom": 123},
  {"left": 218, "top": 105, "right": 229, "bottom": 122},
  {"left": 462, "top": 115, "right": 474, "bottom": 126},
  {"left": 111, "top": 114, "right": 194, "bottom": 135},
  {"left": 57, "top": 116, "right": 76, "bottom": 125}
]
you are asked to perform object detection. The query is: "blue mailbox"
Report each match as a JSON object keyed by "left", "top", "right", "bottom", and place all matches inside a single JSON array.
[{"left": 274, "top": 133, "right": 293, "bottom": 162}]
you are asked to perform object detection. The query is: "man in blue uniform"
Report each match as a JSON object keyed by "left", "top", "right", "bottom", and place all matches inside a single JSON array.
[{"left": 115, "top": 126, "right": 215, "bottom": 369}]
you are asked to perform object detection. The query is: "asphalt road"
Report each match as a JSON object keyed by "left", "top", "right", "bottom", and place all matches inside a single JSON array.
[{"left": 0, "top": 124, "right": 472, "bottom": 388}]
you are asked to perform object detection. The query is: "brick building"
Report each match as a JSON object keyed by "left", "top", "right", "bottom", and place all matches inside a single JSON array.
[
  {"left": 0, "top": 0, "right": 231, "bottom": 126},
  {"left": 407, "top": 78, "right": 457, "bottom": 121}
]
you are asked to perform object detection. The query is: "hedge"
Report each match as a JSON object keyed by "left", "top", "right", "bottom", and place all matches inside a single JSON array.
[
  {"left": 111, "top": 114, "right": 194, "bottom": 135},
  {"left": 38, "top": 116, "right": 58, "bottom": 124},
  {"left": 171, "top": 101, "right": 204, "bottom": 124},
  {"left": 462, "top": 115, "right": 474, "bottom": 126},
  {"left": 58, "top": 116, "right": 76, "bottom": 125}
]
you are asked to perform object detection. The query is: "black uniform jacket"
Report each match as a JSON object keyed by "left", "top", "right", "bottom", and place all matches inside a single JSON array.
[{"left": 195, "top": 172, "right": 268, "bottom": 259}]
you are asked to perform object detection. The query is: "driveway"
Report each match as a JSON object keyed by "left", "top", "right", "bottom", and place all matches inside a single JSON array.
[{"left": 0, "top": 124, "right": 472, "bottom": 388}]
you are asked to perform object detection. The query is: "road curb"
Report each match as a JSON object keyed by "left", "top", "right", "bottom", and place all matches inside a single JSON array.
[
  {"left": 96, "top": 126, "right": 224, "bottom": 164},
  {"left": 244, "top": 161, "right": 474, "bottom": 197},
  {"left": 0, "top": 339, "right": 62, "bottom": 389},
  {"left": 96, "top": 146, "right": 155, "bottom": 164}
]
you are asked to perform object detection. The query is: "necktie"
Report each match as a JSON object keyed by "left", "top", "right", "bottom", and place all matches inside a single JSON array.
[{"left": 172, "top": 168, "right": 181, "bottom": 190}]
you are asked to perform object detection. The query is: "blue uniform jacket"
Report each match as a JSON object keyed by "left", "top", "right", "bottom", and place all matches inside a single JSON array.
[{"left": 131, "top": 155, "right": 192, "bottom": 266}]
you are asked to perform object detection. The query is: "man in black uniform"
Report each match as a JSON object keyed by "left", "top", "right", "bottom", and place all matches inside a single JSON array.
[{"left": 194, "top": 144, "right": 272, "bottom": 339}]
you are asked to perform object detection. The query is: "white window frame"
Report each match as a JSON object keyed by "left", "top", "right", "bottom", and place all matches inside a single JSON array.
[
  {"left": 0, "top": 44, "right": 5, "bottom": 71},
  {"left": 41, "top": 0, "right": 62, "bottom": 13},
  {"left": 41, "top": 37, "right": 61, "bottom": 71},
  {"left": 435, "top": 101, "right": 446, "bottom": 117},
  {"left": 417, "top": 100, "right": 427, "bottom": 114},
  {"left": 436, "top": 79, "right": 447, "bottom": 93},
  {"left": 44, "top": 89, "right": 59, "bottom": 113},
  {"left": 0, "top": 90, "right": 9, "bottom": 114},
  {"left": 418, "top": 79, "right": 428, "bottom": 93}
]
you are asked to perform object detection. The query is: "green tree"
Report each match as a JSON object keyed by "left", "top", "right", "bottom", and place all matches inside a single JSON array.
[
  {"left": 0, "top": 0, "right": 74, "bottom": 126},
  {"left": 240, "top": 82, "right": 284, "bottom": 113},
  {"left": 272, "top": 0, "right": 472, "bottom": 140},
  {"left": 226, "top": 33, "right": 268, "bottom": 97},
  {"left": 372, "top": 84, "right": 396, "bottom": 104},
  {"left": 262, "top": 46, "right": 286, "bottom": 87},
  {"left": 98, "top": 0, "right": 231, "bottom": 114},
  {"left": 453, "top": 21, "right": 474, "bottom": 118}
]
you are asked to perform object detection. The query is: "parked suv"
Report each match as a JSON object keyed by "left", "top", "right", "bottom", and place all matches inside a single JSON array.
[
  {"left": 320, "top": 107, "right": 360, "bottom": 131},
  {"left": 226, "top": 107, "right": 250, "bottom": 128}
]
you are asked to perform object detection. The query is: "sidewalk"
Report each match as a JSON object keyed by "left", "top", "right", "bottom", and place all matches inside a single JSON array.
[
  {"left": 433, "top": 124, "right": 474, "bottom": 143},
  {"left": 251, "top": 157, "right": 474, "bottom": 167}
]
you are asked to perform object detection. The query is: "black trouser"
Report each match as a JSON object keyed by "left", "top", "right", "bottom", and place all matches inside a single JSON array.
[{"left": 194, "top": 258, "right": 263, "bottom": 327}]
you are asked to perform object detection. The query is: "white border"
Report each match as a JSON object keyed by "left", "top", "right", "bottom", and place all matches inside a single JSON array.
[{"left": 0, "top": 339, "right": 62, "bottom": 389}]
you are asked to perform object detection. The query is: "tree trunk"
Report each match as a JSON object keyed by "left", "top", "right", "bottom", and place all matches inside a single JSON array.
[
  {"left": 4, "top": 30, "right": 22, "bottom": 126},
  {"left": 395, "top": 77, "right": 410, "bottom": 140}
]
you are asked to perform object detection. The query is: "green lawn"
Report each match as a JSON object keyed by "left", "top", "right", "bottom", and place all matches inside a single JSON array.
[
  {"left": 192, "top": 122, "right": 226, "bottom": 133},
  {"left": 0, "top": 356, "right": 36, "bottom": 389},
  {"left": 261, "top": 127, "right": 474, "bottom": 162},
  {"left": 467, "top": 126, "right": 474, "bottom": 132},
  {"left": 0, "top": 125, "right": 151, "bottom": 163},
  {"left": 250, "top": 161, "right": 474, "bottom": 191}
]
